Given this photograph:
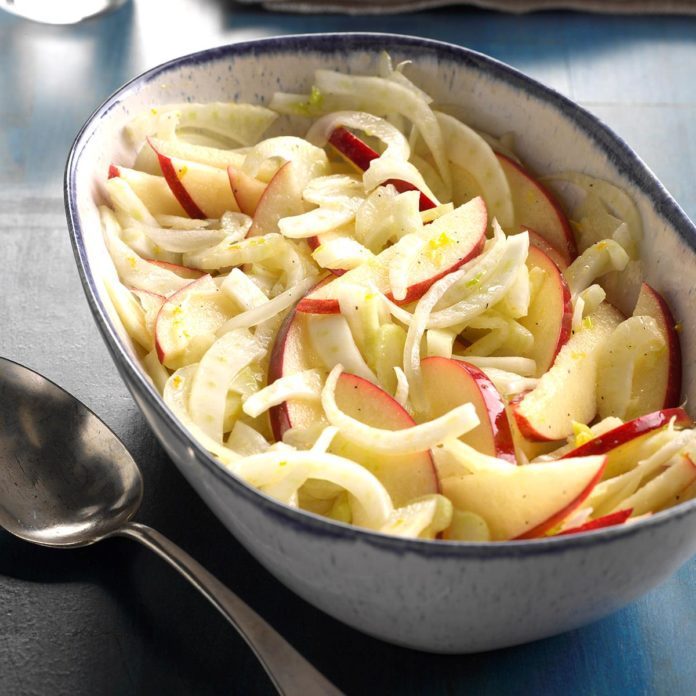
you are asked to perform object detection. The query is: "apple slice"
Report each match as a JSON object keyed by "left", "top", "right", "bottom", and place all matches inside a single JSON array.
[
  {"left": 613, "top": 453, "right": 696, "bottom": 516},
  {"left": 146, "top": 259, "right": 205, "bottom": 280},
  {"left": 555, "top": 508, "right": 632, "bottom": 536},
  {"left": 108, "top": 164, "right": 186, "bottom": 217},
  {"left": 440, "top": 454, "right": 606, "bottom": 540},
  {"left": 511, "top": 302, "right": 623, "bottom": 441},
  {"left": 227, "top": 165, "right": 266, "bottom": 216},
  {"left": 507, "top": 406, "right": 561, "bottom": 463},
  {"left": 562, "top": 407, "right": 692, "bottom": 478},
  {"left": 563, "top": 407, "right": 691, "bottom": 458},
  {"left": 498, "top": 154, "right": 576, "bottom": 264},
  {"left": 246, "top": 161, "right": 304, "bottom": 237},
  {"left": 657, "top": 477, "right": 696, "bottom": 511},
  {"left": 267, "top": 297, "right": 326, "bottom": 441},
  {"left": 154, "top": 275, "right": 234, "bottom": 369},
  {"left": 267, "top": 303, "right": 439, "bottom": 506},
  {"left": 131, "top": 288, "right": 165, "bottom": 339},
  {"left": 328, "top": 372, "right": 438, "bottom": 507},
  {"left": 633, "top": 282, "right": 682, "bottom": 409},
  {"left": 100, "top": 208, "right": 191, "bottom": 297},
  {"left": 526, "top": 228, "right": 569, "bottom": 271},
  {"left": 519, "top": 244, "right": 573, "bottom": 376},
  {"left": 421, "top": 356, "right": 516, "bottom": 463},
  {"left": 149, "top": 140, "right": 239, "bottom": 219},
  {"left": 297, "top": 196, "right": 487, "bottom": 314},
  {"left": 596, "top": 314, "right": 669, "bottom": 421},
  {"left": 134, "top": 136, "right": 246, "bottom": 175},
  {"left": 328, "top": 127, "right": 437, "bottom": 211},
  {"left": 314, "top": 127, "right": 435, "bottom": 261}
]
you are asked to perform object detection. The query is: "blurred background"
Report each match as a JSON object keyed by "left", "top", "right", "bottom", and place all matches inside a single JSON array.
[{"left": 1, "top": 1, "right": 694, "bottom": 694}]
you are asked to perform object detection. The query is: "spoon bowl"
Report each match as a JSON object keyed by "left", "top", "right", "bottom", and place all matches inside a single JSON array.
[
  {"left": 0, "top": 356, "right": 340, "bottom": 696},
  {"left": 0, "top": 357, "right": 142, "bottom": 547}
]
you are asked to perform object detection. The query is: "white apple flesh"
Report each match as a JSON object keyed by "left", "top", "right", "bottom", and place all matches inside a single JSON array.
[
  {"left": 146, "top": 259, "right": 205, "bottom": 280},
  {"left": 511, "top": 302, "right": 623, "bottom": 441},
  {"left": 612, "top": 453, "right": 696, "bottom": 517},
  {"left": 525, "top": 228, "right": 569, "bottom": 271},
  {"left": 633, "top": 282, "right": 682, "bottom": 409},
  {"left": 108, "top": 164, "right": 186, "bottom": 217},
  {"left": 421, "top": 356, "right": 516, "bottom": 462},
  {"left": 328, "top": 372, "right": 439, "bottom": 507},
  {"left": 441, "top": 454, "right": 606, "bottom": 540},
  {"left": 154, "top": 275, "right": 234, "bottom": 369},
  {"left": 328, "top": 126, "right": 437, "bottom": 211},
  {"left": 267, "top": 299, "right": 326, "bottom": 441},
  {"left": 246, "top": 161, "right": 304, "bottom": 237},
  {"left": 228, "top": 165, "right": 267, "bottom": 216},
  {"left": 149, "top": 140, "right": 239, "bottom": 219}
]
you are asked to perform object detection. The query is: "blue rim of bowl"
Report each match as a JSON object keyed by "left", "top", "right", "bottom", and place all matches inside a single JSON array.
[{"left": 65, "top": 32, "right": 696, "bottom": 559}]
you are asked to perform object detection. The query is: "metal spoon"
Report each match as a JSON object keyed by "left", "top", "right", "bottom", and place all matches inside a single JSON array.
[{"left": 0, "top": 356, "right": 341, "bottom": 696}]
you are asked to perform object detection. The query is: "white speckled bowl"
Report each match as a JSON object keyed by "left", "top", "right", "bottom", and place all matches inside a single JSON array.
[{"left": 65, "top": 33, "right": 696, "bottom": 653}]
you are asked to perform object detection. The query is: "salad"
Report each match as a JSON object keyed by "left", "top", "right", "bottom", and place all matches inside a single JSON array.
[{"left": 99, "top": 54, "right": 696, "bottom": 542}]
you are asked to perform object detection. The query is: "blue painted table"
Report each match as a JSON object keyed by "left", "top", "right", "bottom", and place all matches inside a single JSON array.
[{"left": 1, "top": 2, "right": 694, "bottom": 694}]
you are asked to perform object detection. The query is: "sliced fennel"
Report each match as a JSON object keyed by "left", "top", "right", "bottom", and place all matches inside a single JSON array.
[
  {"left": 243, "top": 369, "right": 324, "bottom": 418},
  {"left": 312, "top": 236, "right": 374, "bottom": 271},
  {"left": 545, "top": 171, "right": 642, "bottom": 259},
  {"left": 187, "top": 329, "right": 265, "bottom": 441},
  {"left": 322, "top": 365, "right": 479, "bottom": 454},
  {"left": 314, "top": 69, "right": 452, "bottom": 198},
  {"left": 435, "top": 111, "right": 514, "bottom": 228},
  {"left": 306, "top": 111, "right": 410, "bottom": 162},
  {"left": 230, "top": 450, "right": 394, "bottom": 530},
  {"left": 163, "top": 365, "right": 241, "bottom": 466},
  {"left": 217, "top": 276, "right": 317, "bottom": 335}
]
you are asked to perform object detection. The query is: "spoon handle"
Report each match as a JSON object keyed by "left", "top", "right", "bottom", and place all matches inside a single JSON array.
[{"left": 116, "top": 521, "right": 342, "bottom": 696}]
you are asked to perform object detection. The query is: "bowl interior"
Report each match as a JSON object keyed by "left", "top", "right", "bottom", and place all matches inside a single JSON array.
[{"left": 66, "top": 33, "right": 696, "bottom": 544}]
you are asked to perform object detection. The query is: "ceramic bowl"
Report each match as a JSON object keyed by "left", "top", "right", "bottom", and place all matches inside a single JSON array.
[{"left": 64, "top": 33, "right": 696, "bottom": 653}]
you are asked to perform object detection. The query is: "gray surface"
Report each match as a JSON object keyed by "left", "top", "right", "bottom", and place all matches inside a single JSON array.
[{"left": 1, "top": 2, "right": 695, "bottom": 695}]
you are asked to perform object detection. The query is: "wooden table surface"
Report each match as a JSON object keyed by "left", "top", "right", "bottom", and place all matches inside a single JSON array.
[{"left": 1, "top": 2, "right": 694, "bottom": 694}]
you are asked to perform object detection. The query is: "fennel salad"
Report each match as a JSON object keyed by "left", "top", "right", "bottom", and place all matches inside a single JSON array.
[{"left": 99, "top": 54, "right": 695, "bottom": 542}]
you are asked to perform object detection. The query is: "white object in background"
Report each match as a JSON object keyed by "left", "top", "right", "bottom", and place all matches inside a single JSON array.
[{"left": 1, "top": 0, "right": 127, "bottom": 24}]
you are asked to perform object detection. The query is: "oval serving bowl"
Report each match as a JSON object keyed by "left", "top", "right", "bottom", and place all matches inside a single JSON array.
[{"left": 65, "top": 33, "right": 696, "bottom": 654}]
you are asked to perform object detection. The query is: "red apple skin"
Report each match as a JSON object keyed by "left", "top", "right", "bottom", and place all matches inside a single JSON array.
[
  {"left": 509, "top": 390, "right": 555, "bottom": 443},
  {"left": 513, "top": 456, "right": 607, "bottom": 539},
  {"left": 146, "top": 259, "right": 205, "bottom": 280},
  {"left": 498, "top": 153, "right": 576, "bottom": 263},
  {"left": 555, "top": 508, "right": 633, "bottom": 536},
  {"left": 227, "top": 165, "right": 266, "bottom": 216},
  {"left": 246, "top": 161, "right": 303, "bottom": 238},
  {"left": 148, "top": 139, "right": 207, "bottom": 219},
  {"left": 525, "top": 228, "right": 569, "bottom": 271},
  {"left": 296, "top": 225, "right": 486, "bottom": 314},
  {"left": 268, "top": 277, "right": 332, "bottom": 440},
  {"left": 421, "top": 356, "right": 516, "bottom": 463},
  {"left": 311, "top": 127, "right": 438, "bottom": 270},
  {"left": 522, "top": 244, "right": 573, "bottom": 376},
  {"left": 561, "top": 407, "right": 692, "bottom": 460},
  {"left": 267, "top": 301, "right": 304, "bottom": 441},
  {"left": 635, "top": 283, "right": 682, "bottom": 409},
  {"left": 328, "top": 127, "right": 437, "bottom": 211},
  {"left": 108, "top": 164, "right": 120, "bottom": 179}
]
